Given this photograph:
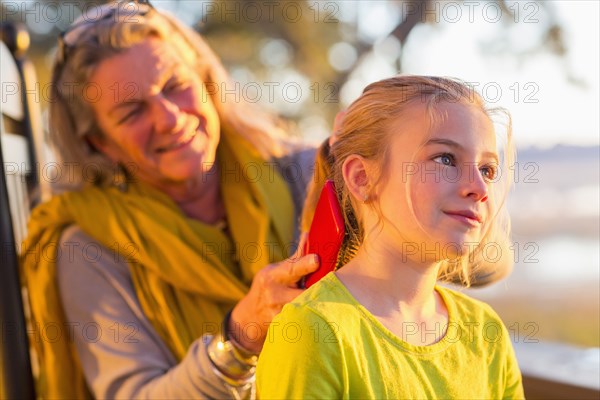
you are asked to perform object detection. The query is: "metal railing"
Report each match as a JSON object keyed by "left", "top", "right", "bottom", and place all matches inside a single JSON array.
[{"left": 517, "top": 341, "right": 599, "bottom": 399}]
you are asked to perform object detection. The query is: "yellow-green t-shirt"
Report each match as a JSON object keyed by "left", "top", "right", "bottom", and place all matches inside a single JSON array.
[{"left": 257, "top": 273, "right": 524, "bottom": 399}]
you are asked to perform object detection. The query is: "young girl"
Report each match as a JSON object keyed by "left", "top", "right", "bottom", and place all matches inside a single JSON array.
[{"left": 256, "top": 76, "right": 524, "bottom": 399}]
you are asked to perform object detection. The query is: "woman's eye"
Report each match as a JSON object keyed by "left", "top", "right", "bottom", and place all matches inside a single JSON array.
[
  {"left": 165, "top": 80, "right": 187, "bottom": 93},
  {"left": 433, "top": 153, "right": 455, "bottom": 166},
  {"left": 117, "top": 107, "right": 141, "bottom": 125}
]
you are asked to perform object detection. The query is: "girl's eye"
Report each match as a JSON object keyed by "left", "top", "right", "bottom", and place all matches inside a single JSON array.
[
  {"left": 433, "top": 153, "right": 455, "bottom": 166},
  {"left": 480, "top": 164, "right": 498, "bottom": 181}
]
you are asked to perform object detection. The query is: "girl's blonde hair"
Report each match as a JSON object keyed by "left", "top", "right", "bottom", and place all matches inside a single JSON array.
[
  {"left": 49, "top": 2, "right": 288, "bottom": 188},
  {"left": 302, "top": 75, "right": 514, "bottom": 286}
]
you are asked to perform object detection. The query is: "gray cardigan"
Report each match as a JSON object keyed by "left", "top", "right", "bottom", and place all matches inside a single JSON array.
[{"left": 57, "top": 145, "right": 316, "bottom": 399}]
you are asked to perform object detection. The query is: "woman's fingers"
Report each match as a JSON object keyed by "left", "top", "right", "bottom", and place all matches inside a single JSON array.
[
  {"left": 229, "top": 250, "right": 321, "bottom": 351},
  {"left": 270, "top": 254, "right": 320, "bottom": 285}
]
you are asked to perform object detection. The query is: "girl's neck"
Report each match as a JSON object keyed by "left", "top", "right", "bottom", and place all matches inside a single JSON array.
[
  {"left": 337, "top": 244, "right": 440, "bottom": 311},
  {"left": 336, "top": 239, "right": 449, "bottom": 345}
]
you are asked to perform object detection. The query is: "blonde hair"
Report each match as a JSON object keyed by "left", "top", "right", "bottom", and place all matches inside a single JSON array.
[
  {"left": 303, "top": 75, "right": 514, "bottom": 286},
  {"left": 49, "top": 2, "right": 288, "bottom": 188}
]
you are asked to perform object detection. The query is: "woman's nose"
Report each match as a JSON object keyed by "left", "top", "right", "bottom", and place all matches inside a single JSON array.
[{"left": 150, "top": 95, "right": 182, "bottom": 134}]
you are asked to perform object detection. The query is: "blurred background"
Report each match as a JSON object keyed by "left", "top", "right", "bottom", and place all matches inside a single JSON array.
[{"left": 2, "top": 0, "right": 598, "bottom": 392}]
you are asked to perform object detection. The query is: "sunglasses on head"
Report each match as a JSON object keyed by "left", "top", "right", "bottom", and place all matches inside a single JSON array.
[{"left": 57, "top": 0, "right": 155, "bottom": 64}]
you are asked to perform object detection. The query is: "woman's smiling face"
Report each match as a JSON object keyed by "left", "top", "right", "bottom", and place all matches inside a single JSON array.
[{"left": 88, "top": 37, "right": 221, "bottom": 189}]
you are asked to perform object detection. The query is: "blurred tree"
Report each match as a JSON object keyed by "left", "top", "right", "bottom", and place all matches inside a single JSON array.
[
  {"left": 0, "top": 0, "right": 574, "bottom": 140},
  {"left": 198, "top": 0, "right": 572, "bottom": 140}
]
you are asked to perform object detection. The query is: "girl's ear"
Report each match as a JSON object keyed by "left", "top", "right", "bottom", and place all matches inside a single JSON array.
[{"left": 342, "top": 154, "right": 371, "bottom": 202}]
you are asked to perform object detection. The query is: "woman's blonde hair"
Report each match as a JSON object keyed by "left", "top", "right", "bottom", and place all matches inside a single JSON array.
[
  {"left": 49, "top": 2, "right": 288, "bottom": 188},
  {"left": 302, "top": 75, "right": 514, "bottom": 286}
]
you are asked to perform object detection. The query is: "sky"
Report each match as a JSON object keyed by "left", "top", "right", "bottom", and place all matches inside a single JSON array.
[
  {"left": 345, "top": 1, "right": 599, "bottom": 149},
  {"left": 12, "top": 0, "right": 598, "bottom": 149}
]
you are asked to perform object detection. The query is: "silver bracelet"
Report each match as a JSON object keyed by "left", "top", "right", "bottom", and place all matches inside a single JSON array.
[{"left": 205, "top": 311, "right": 259, "bottom": 387}]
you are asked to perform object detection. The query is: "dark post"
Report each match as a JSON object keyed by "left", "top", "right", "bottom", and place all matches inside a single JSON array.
[
  {"left": 0, "top": 21, "right": 36, "bottom": 400},
  {"left": 0, "top": 145, "right": 36, "bottom": 399}
]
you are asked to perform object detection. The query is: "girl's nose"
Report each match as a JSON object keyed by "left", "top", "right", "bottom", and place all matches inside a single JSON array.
[{"left": 460, "top": 164, "right": 489, "bottom": 202}]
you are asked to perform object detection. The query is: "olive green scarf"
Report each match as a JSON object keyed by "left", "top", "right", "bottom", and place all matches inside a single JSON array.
[{"left": 20, "top": 136, "right": 294, "bottom": 399}]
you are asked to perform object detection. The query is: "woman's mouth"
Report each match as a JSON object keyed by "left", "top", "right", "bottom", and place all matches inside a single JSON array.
[
  {"left": 155, "top": 117, "right": 207, "bottom": 154},
  {"left": 155, "top": 131, "right": 197, "bottom": 153}
]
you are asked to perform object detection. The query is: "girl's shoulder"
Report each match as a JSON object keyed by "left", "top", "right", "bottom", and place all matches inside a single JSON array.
[
  {"left": 295, "top": 272, "right": 355, "bottom": 304},
  {"left": 436, "top": 285, "right": 504, "bottom": 324},
  {"left": 276, "top": 272, "right": 361, "bottom": 325}
]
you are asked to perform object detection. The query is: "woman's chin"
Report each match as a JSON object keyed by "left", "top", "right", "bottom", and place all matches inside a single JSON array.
[
  {"left": 153, "top": 162, "right": 211, "bottom": 186},
  {"left": 157, "top": 150, "right": 217, "bottom": 181}
]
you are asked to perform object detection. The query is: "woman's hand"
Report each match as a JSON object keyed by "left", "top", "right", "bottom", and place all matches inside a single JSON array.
[{"left": 228, "top": 238, "right": 319, "bottom": 353}]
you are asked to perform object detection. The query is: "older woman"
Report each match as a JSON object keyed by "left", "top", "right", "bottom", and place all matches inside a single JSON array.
[{"left": 21, "top": 2, "right": 318, "bottom": 398}]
